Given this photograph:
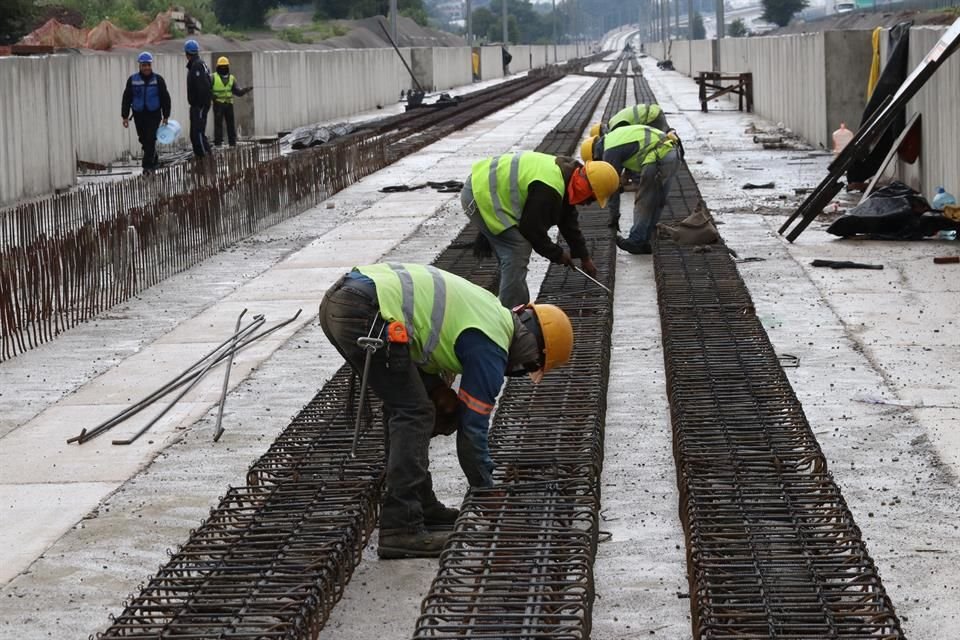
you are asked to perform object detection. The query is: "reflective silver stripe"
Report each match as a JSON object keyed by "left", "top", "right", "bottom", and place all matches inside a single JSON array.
[
  {"left": 508, "top": 153, "right": 523, "bottom": 217},
  {"left": 418, "top": 267, "right": 447, "bottom": 365},
  {"left": 388, "top": 263, "right": 416, "bottom": 344},
  {"left": 388, "top": 264, "right": 447, "bottom": 366},
  {"left": 488, "top": 153, "right": 523, "bottom": 228},
  {"left": 632, "top": 105, "right": 640, "bottom": 122},
  {"left": 488, "top": 156, "right": 512, "bottom": 229}
]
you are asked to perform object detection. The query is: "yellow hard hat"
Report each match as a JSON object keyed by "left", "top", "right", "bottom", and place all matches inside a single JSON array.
[
  {"left": 589, "top": 122, "right": 602, "bottom": 137},
  {"left": 529, "top": 303, "right": 573, "bottom": 373},
  {"left": 217, "top": 56, "right": 230, "bottom": 66},
  {"left": 584, "top": 161, "right": 619, "bottom": 208},
  {"left": 580, "top": 136, "right": 597, "bottom": 162}
]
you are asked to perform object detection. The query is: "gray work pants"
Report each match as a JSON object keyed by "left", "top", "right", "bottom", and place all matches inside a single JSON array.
[
  {"left": 627, "top": 149, "right": 681, "bottom": 245},
  {"left": 318, "top": 277, "right": 442, "bottom": 532},
  {"left": 461, "top": 177, "right": 533, "bottom": 308}
]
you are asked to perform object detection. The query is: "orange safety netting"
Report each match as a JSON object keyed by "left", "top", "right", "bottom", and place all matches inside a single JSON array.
[{"left": 20, "top": 12, "right": 173, "bottom": 51}]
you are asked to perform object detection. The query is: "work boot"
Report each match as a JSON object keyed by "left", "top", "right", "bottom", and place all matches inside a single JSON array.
[
  {"left": 378, "top": 527, "right": 451, "bottom": 559},
  {"left": 616, "top": 236, "right": 652, "bottom": 255},
  {"left": 423, "top": 503, "right": 460, "bottom": 531}
]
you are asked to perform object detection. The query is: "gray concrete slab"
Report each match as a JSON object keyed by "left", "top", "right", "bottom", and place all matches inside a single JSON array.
[
  {"left": 0, "top": 74, "right": 596, "bottom": 640},
  {"left": 643, "top": 56, "right": 960, "bottom": 638}
]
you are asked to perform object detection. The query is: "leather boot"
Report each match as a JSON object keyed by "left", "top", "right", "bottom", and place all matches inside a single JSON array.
[
  {"left": 423, "top": 503, "right": 459, "bottom": 531},
  {"left": 378, "top": 527, "right": 451, "bottom": 559}
]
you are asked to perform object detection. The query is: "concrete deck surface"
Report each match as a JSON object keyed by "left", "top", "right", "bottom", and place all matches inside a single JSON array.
[{"left": 0, "top": 49, "right": 958, "bottom": 640}]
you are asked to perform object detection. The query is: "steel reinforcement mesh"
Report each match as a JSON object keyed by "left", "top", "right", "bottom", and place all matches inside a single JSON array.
[
  {"left": 644, "top": 72, "right": 905, "bottom": 638},
  {"left": 412, "top": 54, "right": 635, "bottom": 640},
  {"left": 94, "top": 56, "right": 621, "bottom": 640}
]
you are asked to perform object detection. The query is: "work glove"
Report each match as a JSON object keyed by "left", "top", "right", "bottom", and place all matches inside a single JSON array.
[
  {"left": 557, "top": 251, "right": 574, "bottom": 267},
  {"left": 430, "top": 385, "right": 459, "bottom": 437}
]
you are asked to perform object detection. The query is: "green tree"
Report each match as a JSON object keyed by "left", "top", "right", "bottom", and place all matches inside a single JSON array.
[
  {"left": 214, "top": 0, "right": 279, "bottom": 28},
  {"left": 692, "top": 12, "right": 706, "bottom": 39},
  {"left": 761, "top": 0, "right": 808, "bottom": 26},
  {"left": 728, "top": 17, "right": 748, "bottom": 37},
  {"left": 0, "top": 0, "right": 37, "bottom": 44}
]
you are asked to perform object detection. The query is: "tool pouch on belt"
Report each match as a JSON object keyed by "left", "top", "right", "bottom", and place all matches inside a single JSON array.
[{"left": 385, "top": 321, "right": 410, "bottom": 370}]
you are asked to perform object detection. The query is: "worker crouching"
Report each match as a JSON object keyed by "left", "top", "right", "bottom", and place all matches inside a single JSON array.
[
  {"left": 461, "top": 151, "right": 620, "bottom": 308},
  {"left": 319, "top": 263, "right": 574, "bottom": 559}
]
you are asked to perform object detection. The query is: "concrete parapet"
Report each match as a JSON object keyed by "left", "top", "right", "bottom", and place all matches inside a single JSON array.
[
  {"left": 0, "top": 55, "right": 76, "bottom": 205},
  {"left": 900, "top": 26, "right": 959, "bottom": 198},
  {"left": 649, "top": 32, "right": 871, "bottom": 150},
  {"left": 480, "top": 45, "right": 505, "bottom": 81}
]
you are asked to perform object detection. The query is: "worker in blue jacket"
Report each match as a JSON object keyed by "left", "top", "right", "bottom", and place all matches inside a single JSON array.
[{"left": 121, "top": 51, "right": 171, "bottom": 174}]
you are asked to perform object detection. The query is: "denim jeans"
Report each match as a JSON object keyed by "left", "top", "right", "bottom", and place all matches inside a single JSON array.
[
  {"left": 627, "top": 148, "right": 681, "bottom": 245},
  {"left": 462, "top": 177, "right": 533, "bottom": 308},
  {"left": 318, "top": 277, "right": 442, "bottom": 532}
]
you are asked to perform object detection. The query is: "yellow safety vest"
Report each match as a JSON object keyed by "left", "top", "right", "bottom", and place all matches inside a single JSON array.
[
  {"left": 212, "top": 73, "right": 236, "bottom": 104},
  {"left": 356, "top": 263, "right": 515, "bottom": 376},
  {"left": 608, "top": 104, "right": 663, "bottom": 129},
  {"left": 603, "top": 125, "right": 673, "bottom": 173},
  {"left": 470, "top": 152, "right": 566, "bottom": 235}
]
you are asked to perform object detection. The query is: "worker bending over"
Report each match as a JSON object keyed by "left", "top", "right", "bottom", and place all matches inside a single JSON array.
[
  {"left": 589, "top": 103, "right": 668, "bottom": 137},
  {"left": 121, "top": 51, "right": 171, "bottom": 174},
  {"left": 461, "top": 151, "right": 619, "bottom": 308},
  {"left": 582, "top": 124, "right": 681, "bottom": 254},
  {"left": 211, "top": 56, "right": 252, "bottom": 147},
  {"left": 320, "top": 263, "right": 574, "bottom": 558}
]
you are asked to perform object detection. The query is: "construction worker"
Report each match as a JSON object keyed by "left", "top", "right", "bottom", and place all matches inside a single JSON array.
[
  {"left": 589, "top": 103, "right": 668, "bottom": 137},
  {"left": 184, "top": 39, "right": 212, "bottom": 158},
  {"left": 581, "top": 124, "right": 681, "bottom": 254},
  {"left": 461, "top": 151, "right": 620, "bottom": 308},
  {"left": 121, "top": 51, "right": 171, "bottom": 174},
  {"left": 319, "top": 263, "right": 574, "bottom": 558},
  {"left": 211, "top": 56, "right": 252, "bottom": 147}
]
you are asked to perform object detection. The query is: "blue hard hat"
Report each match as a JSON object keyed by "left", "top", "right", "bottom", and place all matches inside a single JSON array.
[
  {"left": 184, "top": 39, "right": 200, "bottom": 54},
  {"left": 137, "top": 51, "right": 153, "bottom": 64}
]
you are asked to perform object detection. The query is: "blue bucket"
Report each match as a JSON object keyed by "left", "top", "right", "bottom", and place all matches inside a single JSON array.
[{"left": 156, "top": 119, "right": 182, "bottom": 145}]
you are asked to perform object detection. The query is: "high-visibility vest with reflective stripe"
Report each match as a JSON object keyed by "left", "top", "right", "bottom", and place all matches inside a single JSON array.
[
  {"left": 470, "top": 151, "right": 566, "bottom": 235},
  {"left": 603, "top": 125, "right": 674, "bottom": 173},
  {"left": 356, "top": 263, "right": 515, "bottom": 375},
  {"left": 212, "top": 73, "right": 236, "bottom": 104},
  {"left": 608, "top": 103, "right": 662, "bottom": 129}
]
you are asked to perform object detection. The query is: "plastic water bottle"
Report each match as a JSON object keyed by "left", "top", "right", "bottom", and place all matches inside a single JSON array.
[
  {"left": 933, "top": 188, "right": 957, "bottom": 239},
  {"left": 932, "top": 186, "right": 956, "bottom": 210},
  {"left": 156, "top": 119, "right": 182, "bottom": 145},
  {"left": 832, "top": 122, "right": 854, "bottom": 155}
]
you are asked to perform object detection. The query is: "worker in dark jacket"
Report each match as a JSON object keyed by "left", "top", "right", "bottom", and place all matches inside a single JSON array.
[
  {"left": 461, "top": 151, "right": 619, "bottom": 308},
  {"left": 320, "top": 263, "right": 574, "bottom": 558},
  {"left": 184, "top": 39, "right": 212, "bottom": 157},
  {"left": 121, "top": 51, "right": 171, "bottom": 174},
  {"left": 211, "top": 56, "right": 252, "bottom": 147}
]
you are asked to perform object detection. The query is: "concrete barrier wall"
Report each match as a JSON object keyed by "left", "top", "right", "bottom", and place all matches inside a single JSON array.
[
  {"left": 252, "top": 48, "right": 415, "bottom": 135},
  {"left": 720, "top": 33, "right": 829, "bottom": 147},
  {"left": 902, "top": 26, "right": 959, "bottom": 198},
  {"left": 480, "top": 46, "right": 505, "bottom": 81},
  {"left": 1, "top": 43, "right": 582, "bottom": 206},
  {"left": 649, "top": 33, "right": 870, "bottom": 149},
  {"left": 0, "top": 56, "right": 76, "bottom": 204}
]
